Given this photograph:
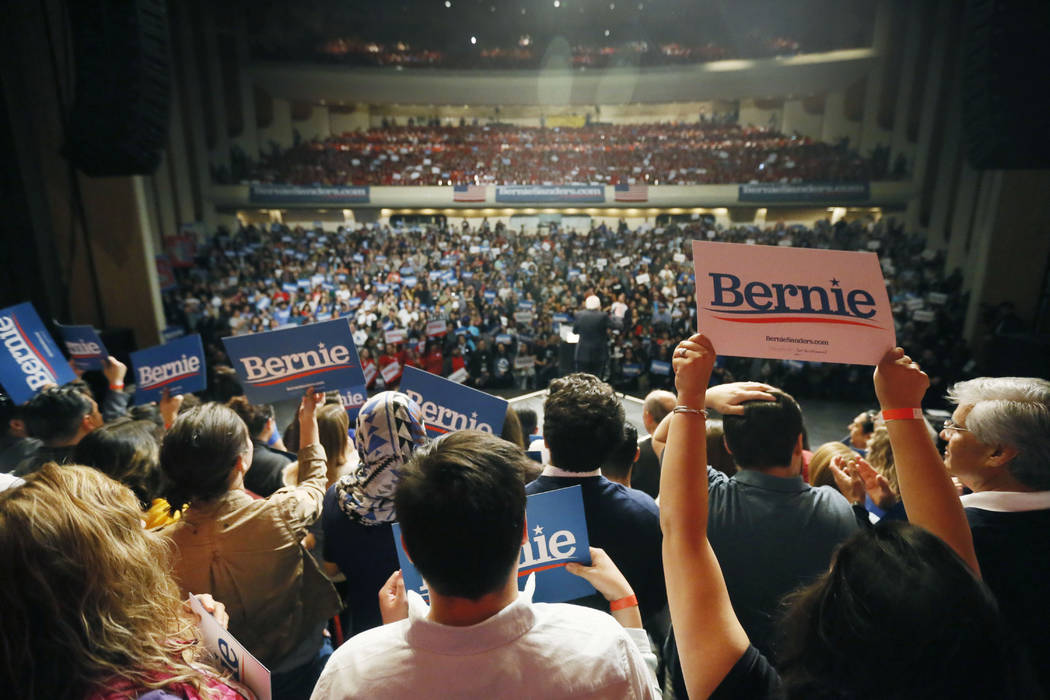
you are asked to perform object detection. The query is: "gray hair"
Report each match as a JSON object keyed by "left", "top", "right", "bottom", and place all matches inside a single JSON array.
[{"left": 947, "top": 377, "right": 1050, "bottom": 490}]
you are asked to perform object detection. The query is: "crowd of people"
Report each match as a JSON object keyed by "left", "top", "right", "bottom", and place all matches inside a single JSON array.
[
  {"left": 163, "top": 215, "right": 974, "bottom": 408},
  {"left": 301, "top": 36, "right": 804, "bottom": 70},
  {"left": 241, "top": 123, "right": 880, "bottom": 187},
  {"left": 2, "top": 331, "right": 1048, "bottom": 699}
]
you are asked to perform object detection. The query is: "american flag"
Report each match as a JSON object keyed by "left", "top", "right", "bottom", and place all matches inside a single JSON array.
[
  {"left": 453, "top": 184, "right": 486, "bottom": 202},
  {"left": 614, "top": 183, "right": 649, "bottom": 202}
]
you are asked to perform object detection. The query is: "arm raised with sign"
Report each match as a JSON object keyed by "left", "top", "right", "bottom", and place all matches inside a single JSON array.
[
  {"left": 274, "top": 390, "right": 329, "bottom": 534},
  {"left": 660, "top": 334, "right": 751, "bottom": 699}
]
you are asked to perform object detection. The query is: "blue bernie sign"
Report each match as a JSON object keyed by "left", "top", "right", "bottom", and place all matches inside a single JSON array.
[
  {"left": 0, "top": 302, "right": 77, "bottom": 404},
  {"left": 130, "top": 334, "right": 206, "bottom": 405},
  {"left": 339, "top": 384, "right": 368, "bottom": 424},
  {"left": 393, "top": 485, "right": 594, "bottom": 604},
  {"left": 399, "top": 365, "right": 506, "bottom": 438},
  {"left": 650, "top": 360, "right": 672, "bottom": 376},
  {"left": 222, "top": 318, "right": 366, "bottom": 404},
  {"left": 54, "top": 322, "right": 108, "bottom": 371}
]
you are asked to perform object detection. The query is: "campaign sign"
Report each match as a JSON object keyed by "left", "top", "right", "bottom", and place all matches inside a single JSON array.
[
  {"left": 55, "top": 323, "right": 108, "bottom": 370},
  {"left": 222, "top": 319, "right": 366, "bottom": 403},
  {"left": 130, "top": 334, "right": 206, "bottom": 405},
  {"left": 650, "top": 360, "right": 672, "bottom": 376},
  {"left": 400, "top": 365, "right": 506, "bottom": 437},
  {"left": 392, "top": 485, "right": 594, "bottom": 604},
  {"left": 380, "top": 361, "right": 401, "bottom": 384},
  {"left": 426, "top": 319, "right": 447, "bottom": 337},
  {"left": 189, "top": 595, "right": 271, "bottom": 700},
  {"left": 384, "top": 328, "right": 407, "bottom": 345},
  {"left": 339, "top": 384, "right": 368, "bottom": 423},
  {"left": 692, "top": 241, "right": 895, "bottom": 366},
  {"left": 0, "top": 303, "right": 77, "bottom": 404}
]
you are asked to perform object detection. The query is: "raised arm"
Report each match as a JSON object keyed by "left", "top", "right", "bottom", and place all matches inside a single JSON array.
[
  {"left": 652, "top": 381, "right": 775, "bottom": 458},
  {"left": 273, "top": 389, "right": 328, "bottom": 532},
  {"left": 874, "top": 348, "right": 980, "bottom": 575},
  {"left": 660, "top": 334, "right": 749, "bottom": 699}
]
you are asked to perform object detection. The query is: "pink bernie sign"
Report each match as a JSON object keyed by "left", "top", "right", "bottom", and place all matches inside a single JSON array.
[{"left": 692, "top": 241, "right": 895, "bottom": 365}]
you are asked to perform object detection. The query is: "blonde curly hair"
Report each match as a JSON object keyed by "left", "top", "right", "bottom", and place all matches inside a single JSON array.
[{"left": 0, "top": 463, "right": 222, "bottom": 699}]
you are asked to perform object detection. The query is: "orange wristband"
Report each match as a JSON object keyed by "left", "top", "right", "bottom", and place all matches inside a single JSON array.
[
  {"left": 881, "top": 408, "right": 923, "bottom": 421},
  {"left": 109, "top": 382, "right": 124, "bottom": 391},
  {"left": 609, "top": 594, "right": 638, "bottom": 611}
]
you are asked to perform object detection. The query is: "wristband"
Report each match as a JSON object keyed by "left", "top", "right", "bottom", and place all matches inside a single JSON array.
[
  {"left": 881, "top": 408, "right": 923, "bottom": 421},
  {"left": 673, "top": 406, "right": 708, "bottom": 418},
  {"left": 109, "top": 382, "right": 124, "bottom": 391},
  {"left": 609, "top": 594, "right": 638, "bottom": 611}
]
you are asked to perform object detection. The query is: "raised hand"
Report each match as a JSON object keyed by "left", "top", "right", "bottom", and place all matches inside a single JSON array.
[
  {"left": 854, "top": 456, "right": 897, "bottom": 509},
  {"left": 103, "top": 356, "right": 128, "bottom": 387},
  {"left": 828, "top": 455, "right": 866, "bottom": 505},
  {"left": 159, "top": 388, "right": 184, "bottom": 430},
  {"left": 874, "top": 347, "right": 929, "bottom": 410},
  {"left": 672, "top": 333, "right": 716, "bottom": 407},
  {"left": 704, "top": 381, "right": 776, "bottom": 416}
]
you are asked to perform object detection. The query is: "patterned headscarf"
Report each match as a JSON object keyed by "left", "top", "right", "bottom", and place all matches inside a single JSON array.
[{"left": 335, "top": 391, "right": 427, "bottom": 525}]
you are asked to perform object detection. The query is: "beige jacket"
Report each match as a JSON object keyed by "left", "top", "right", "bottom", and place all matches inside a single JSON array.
[{"left": 163, "top": 442, "right": 342, "bottom": 670}]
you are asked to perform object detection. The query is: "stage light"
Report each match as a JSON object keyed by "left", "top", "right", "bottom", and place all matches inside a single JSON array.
[
  {"left": 445, "top": 1, "right": 451, "bottom": 7},
  {"left": 553, "top": 0, "right": 560, "bottom": 7},
  {"left": 604, "top": 29, "right": 610, "bottom": 37},
  {"left": 470, "top": 36, "right": 477, "bottom": 45}
]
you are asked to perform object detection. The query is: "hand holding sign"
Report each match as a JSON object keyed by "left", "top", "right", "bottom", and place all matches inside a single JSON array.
[
  {"left": 103, "top": 356, "right": 127, "bottom": 388},
  {"left": 379, "top": 570, "right": 408, "bottom": 625},
  {"left": 692, "top": 241, "right": 894, "bottom": 365},
  {"left": 298, "top": 388, "right": 325, "bottom": 448},
  {"left": 187, "top": 593, "right": 229, "bottom": 630},
  {"left": 873, "top": 347, "right": 930, "bottom": 411},
  {"left": 672, "top": 333, "right": 716, "bottom": 407},
  {"left": 565, "top": 547, "right": 642, "bottom": 629}
]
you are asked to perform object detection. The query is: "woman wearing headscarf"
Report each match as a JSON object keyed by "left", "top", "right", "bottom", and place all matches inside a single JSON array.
[{"left": 320, "top": 391, "right": 428, "bottom": 636}]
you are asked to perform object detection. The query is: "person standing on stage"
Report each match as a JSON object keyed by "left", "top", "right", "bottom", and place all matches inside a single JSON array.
[{"left": 573, "top": 295, "right": 610, "bottom": 377}]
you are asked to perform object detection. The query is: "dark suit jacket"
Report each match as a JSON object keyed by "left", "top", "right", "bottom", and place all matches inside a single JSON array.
[
  {"left": 573, "top": 310, "right": 610, "bottom": 363},
  {"left": 631, "top": 436, "right": 661, "bottom": 500}
]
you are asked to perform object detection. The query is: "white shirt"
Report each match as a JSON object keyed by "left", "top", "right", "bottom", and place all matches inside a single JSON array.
[
  {"left": 311, "top": 575, "right": 659, "bottom": 700},
  {"left": 960, "top": 490, "right": 1050, "bottom": 513}
]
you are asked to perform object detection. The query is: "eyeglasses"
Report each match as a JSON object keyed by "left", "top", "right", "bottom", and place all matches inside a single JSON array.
[{"left": 942, "top": 418, "right": 971, "bottom": 434}]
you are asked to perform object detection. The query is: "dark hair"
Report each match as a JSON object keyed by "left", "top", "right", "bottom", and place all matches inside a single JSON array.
[
  {"left": 0, "top": 392, "right": 22, "bottom": 435},
  {"left": 128, "top": 403, "right": 164, "bottom": 430},
  {"left": 74, "top": 420, "right": 163, "bottom": 509},
  {"left": 159, "top": 403, "right": 249, "bottom": 513},
  {"left": 210, "top": 365, "right": 244, "bottom": 403},
  {"left": 723, "top": 390, "right": 803, "bottom": 469},
  {"left": 705, "top": 420, "right": 737, "bottom": 476},
  {"left": 514, "top": 407, "right": 538, "bottom": 438},
  {"left": 777, "top": 521, "right": 1025, "bottom": 698},
  {"left": 500, "top": 406, "right": 526, "bottom": 450},
  {"left": 860, "top": 409, "right": 878, "bottom": 434},
  {"left": 23, "top": 387, "right": 94, "bottom": 443},
  {"left": 226, "top": 396, "right": 273, "bottom": 436},
  {"left": 601, "top": 423, "right": 638, "bottom": 480},
  {"left": 395, "top": 431, "right": 527, "bottom": 600},
  {"left": 543, "top": 373, "right": 624, "bottom": 471}
]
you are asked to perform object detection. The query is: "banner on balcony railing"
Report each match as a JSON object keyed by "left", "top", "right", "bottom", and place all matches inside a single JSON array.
[
  {"left": 494, "top": 185, "right": 605, "bottom": 203},
  {"left": 249, "top": 184, "right": 370, "bottom": 204},
  {"left": 738, "top": 182, "right": 870, "bottom": 203}
]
